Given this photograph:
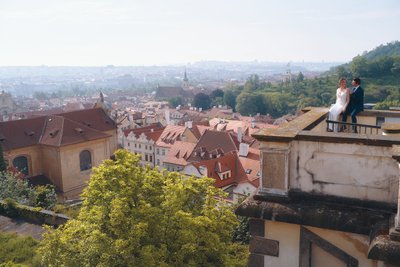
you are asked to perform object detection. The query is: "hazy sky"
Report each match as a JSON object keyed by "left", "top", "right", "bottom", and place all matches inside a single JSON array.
[{"left": 1, "top": 0, "right": 399, "bottom": 66}]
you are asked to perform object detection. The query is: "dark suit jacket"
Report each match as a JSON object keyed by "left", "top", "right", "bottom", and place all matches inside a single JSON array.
[{"left": 347, "top": 86, "right": 364, "bottom": 114}]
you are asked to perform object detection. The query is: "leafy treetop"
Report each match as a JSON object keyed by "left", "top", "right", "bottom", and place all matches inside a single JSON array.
[{"left": 39, "top": 149, "right": 247, "bottom": 267}]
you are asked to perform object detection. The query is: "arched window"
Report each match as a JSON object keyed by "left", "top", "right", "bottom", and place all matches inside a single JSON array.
[
  {"left": 80, "top": 150, "right": 92, "bottom": 171},
  {"left": 13, "top": 156, "right": 29, "bottom": 175}
]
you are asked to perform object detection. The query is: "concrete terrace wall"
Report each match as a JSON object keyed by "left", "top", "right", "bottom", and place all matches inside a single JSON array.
[{"left": 289, "top": 140, "right": 399, "bottom": 204}]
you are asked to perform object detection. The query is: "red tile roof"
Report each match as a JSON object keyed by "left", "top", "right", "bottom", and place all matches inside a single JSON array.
[
  {"left": 40, "top": 115, "right": 110, "bottom": 147},
  {"left": 163, "top": 141, "right": 196, "bottom": 166},
  {"left": 58, "top": 108, "right": 116, "bottom": 132},
  {"left": 190, "top": 152, "right": 248, "bottom": 189},
  {"left": 123, "top": 123, "right": 164, "bottom": 138},
  {"left": 0, "top": 108, "right": 115, "bottom": 151},
  {"left": 238, "top": 152, "right": 260, "bottom": 188},
  {"left": 156, "top": 125, "right": 186, "bottom": 148},
  {"left": 188, "top": 130, "right": 238, "bottom": 162}
]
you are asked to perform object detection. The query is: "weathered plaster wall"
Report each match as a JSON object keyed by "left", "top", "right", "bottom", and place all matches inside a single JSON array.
[
  {"left": 40, "top": 146, "right": 62, "bottom": 190},
  {"left": 6, "top": 146, "right": 42, "bottom": 176},
  {"left": 60, "top": 138, "right": 111, "bottom": 198},
  {"left": 264, "top": 221, "right": 300, "bottom": 267},
  {"left": 264, "top": 221, "right": 382, "bottom": 267},
  {"left": 290, "top": 140, "right": 399, "bottom": 203}
]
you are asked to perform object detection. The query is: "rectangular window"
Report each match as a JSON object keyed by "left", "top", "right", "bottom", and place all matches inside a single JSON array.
[
  {"left": 139, "top": 144, "right": 141, "bottom": 149},
  {"left": 149, "top": 155, "right": 153, "bottom": 162},
  {"left": 157, "top": 159, "right": 160, "bottom": 165},
  {"left": 145, "top": 145, "right": 148, "bottom": 150},
  {"left": 134, "top": 143, "right": 137, "bottom": 148},
  {"left": 128, "top": 142, "right": 130, "bottom": 146},
  {"left": 156, "top": 148, "right": 160, "bottom": 155},
  {"left": 162, "top": 149, "right": 165, "bottom": 156},
  {"left": 145, "top": 154, "right": 148, "bottom": 161},
  {"left": 149, "top": 146, "right": 152, "bottom": 150}
]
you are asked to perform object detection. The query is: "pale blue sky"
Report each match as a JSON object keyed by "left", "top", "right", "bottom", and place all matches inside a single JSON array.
[{"left": 0, "top": 0, "right": 399, "bottom": 66}]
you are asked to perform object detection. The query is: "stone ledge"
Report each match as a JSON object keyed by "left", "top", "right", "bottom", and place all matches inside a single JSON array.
[
  {"left": 252, "top": 108, "right": 328, "bottom": 142},
  {"left": 368, "top": 235, "right": 400, "bottom": 266},
  {"left": 236, "top": 194, "right": 392, "bottom": 236},
  {"left": 297, "top": 130, "right": 400, "bottom": 146},
  {"left": 0, "top": 200, "right": 69, "bottom": 227}
]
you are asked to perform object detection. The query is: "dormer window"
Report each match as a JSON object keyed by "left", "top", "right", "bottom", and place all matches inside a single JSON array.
[{"left": 219, "top": 170, "right": 231, "bottom": 180}]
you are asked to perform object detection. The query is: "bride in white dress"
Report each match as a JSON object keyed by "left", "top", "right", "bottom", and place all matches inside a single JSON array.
[{"left": 328, "top": 78, "right": 350, "bottom": 132}]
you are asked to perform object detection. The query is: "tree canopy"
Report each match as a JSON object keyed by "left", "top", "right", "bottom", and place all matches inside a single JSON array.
[
  {"left": 39, "top": 150, "right": 247, "bottom": 267},
  {"left": 168, "top": 96, "right": 183, "bottom": 108},
  {"left": 0, "top": 172, "right": 57, "bottom": 209},
  {"left": 193, "top": 92, "right": 212, "bottom": 110}
]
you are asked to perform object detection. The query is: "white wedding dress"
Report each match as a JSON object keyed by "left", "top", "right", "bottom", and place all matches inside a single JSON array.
[{"left": 328, "top": 88, "right": 348, "bottom": 132}]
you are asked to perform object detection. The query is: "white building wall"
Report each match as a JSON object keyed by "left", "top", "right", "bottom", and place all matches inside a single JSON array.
[
  {"left": 154, "top": 146, "right": 169, "bottom": 168},
  {"left": 124, "top": 133, "right": 155, "bottom": 167},
  {"left": 263, "top": 221, "right": 383, "bottom": 267}
]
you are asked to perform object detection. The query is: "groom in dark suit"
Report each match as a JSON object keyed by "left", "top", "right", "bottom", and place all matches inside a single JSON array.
[{"left": 342, "top": 78, "right": 364, "bottom": 133}]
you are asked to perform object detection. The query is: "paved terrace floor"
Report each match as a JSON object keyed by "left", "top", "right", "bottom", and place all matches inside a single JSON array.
[{"left": 0, "top": 215, "right": 45, "bottom": 240}]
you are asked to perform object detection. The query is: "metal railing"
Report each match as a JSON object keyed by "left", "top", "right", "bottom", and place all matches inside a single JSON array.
[{"left": 326, "top": 120, "right": 381, "bottom": 134}]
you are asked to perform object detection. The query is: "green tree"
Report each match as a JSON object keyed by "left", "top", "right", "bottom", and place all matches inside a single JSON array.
[
  {"left": 39, "top": 150, "right": 248, "bottom": 267},
  {"left": 0, "top": 144, "right": 7, "bottom": 172},
  {"left": 193, "top": 92, "right": 212, "bottom": 110},
  {"left": 0, "top": 172, "right": 57, "bottom": 209},
  {"left": 0, "top": 232, "right": 40, "bottom": 266},
  {"left": 168, "top": 97, "right": 183, "bottom": 108},
  {"left": 210, "top": 89, "right": 224, "bottom": 99},
  {"left": 236, "top": 92, "right": 266, "bottom": 116},
  {"left": 211, "top": 97, "right": 224, "bottom": 108},
  {"left": 349, "top": 55, "right": 368, "bottom": 77},
  {"left": 296, "top": 72, "right": 304, "bottom": 82},
  {"left": 244, "top": 74, "right": 260, "bottom": 92},
  {"left": 223, "top": 90, "right": 237, "bottom": 110}
]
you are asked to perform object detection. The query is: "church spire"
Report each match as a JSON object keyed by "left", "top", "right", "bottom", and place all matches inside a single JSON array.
[{"left": 183, "top": 68, "right": 189, "bottom": 88}]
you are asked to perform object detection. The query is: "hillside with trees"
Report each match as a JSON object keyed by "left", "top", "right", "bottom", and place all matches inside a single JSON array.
[{"left": 220, "top": 41, "right": 400, "bottom": 117}]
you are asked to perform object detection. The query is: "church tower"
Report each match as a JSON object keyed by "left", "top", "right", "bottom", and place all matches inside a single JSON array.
[{"left": 182, "top": 68, "right": 189, "bottom": 89}]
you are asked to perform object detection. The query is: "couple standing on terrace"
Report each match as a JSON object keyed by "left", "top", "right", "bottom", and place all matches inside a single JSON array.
[{"left": 328, "top": 77, "right": 364, "bottom": 132}]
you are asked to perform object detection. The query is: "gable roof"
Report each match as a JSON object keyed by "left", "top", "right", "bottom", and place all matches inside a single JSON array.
[
  {"left": 0, "top": 116, "right": 46, "bottom": 150},
  {"left": 123, "top": 123, "right": 164, "bottom": 138},
  {"left": 39, "top": 115, "right": 110, "bottom": 147},
  {"left": 163, "top": 141, "right": 196, "bottom": 166},
  {"left": 58, "top": 108, "right": 116, "bottom": 132},
  {"left": 0, "top": 108, "right": 114, "bottom": 151},
  {"left": 188, "top": 130, "right": 238, "bottom": 162},
  {"left": 156, "top": 125, "right": 186, "bottom": 148},
  {"left": 189, "top": 152, "right": 244, "bottom": 188}
]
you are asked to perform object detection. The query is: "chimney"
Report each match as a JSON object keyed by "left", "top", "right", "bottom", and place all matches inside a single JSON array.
[
  {"left": 237, "top": 127, "right": 243, "bottom": 143},
  {"left": 239, "top": 143, "right": 249, "bottom": 157},
  {"left": 165, "top": 108, "right": 170, "bottom": 125}
]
